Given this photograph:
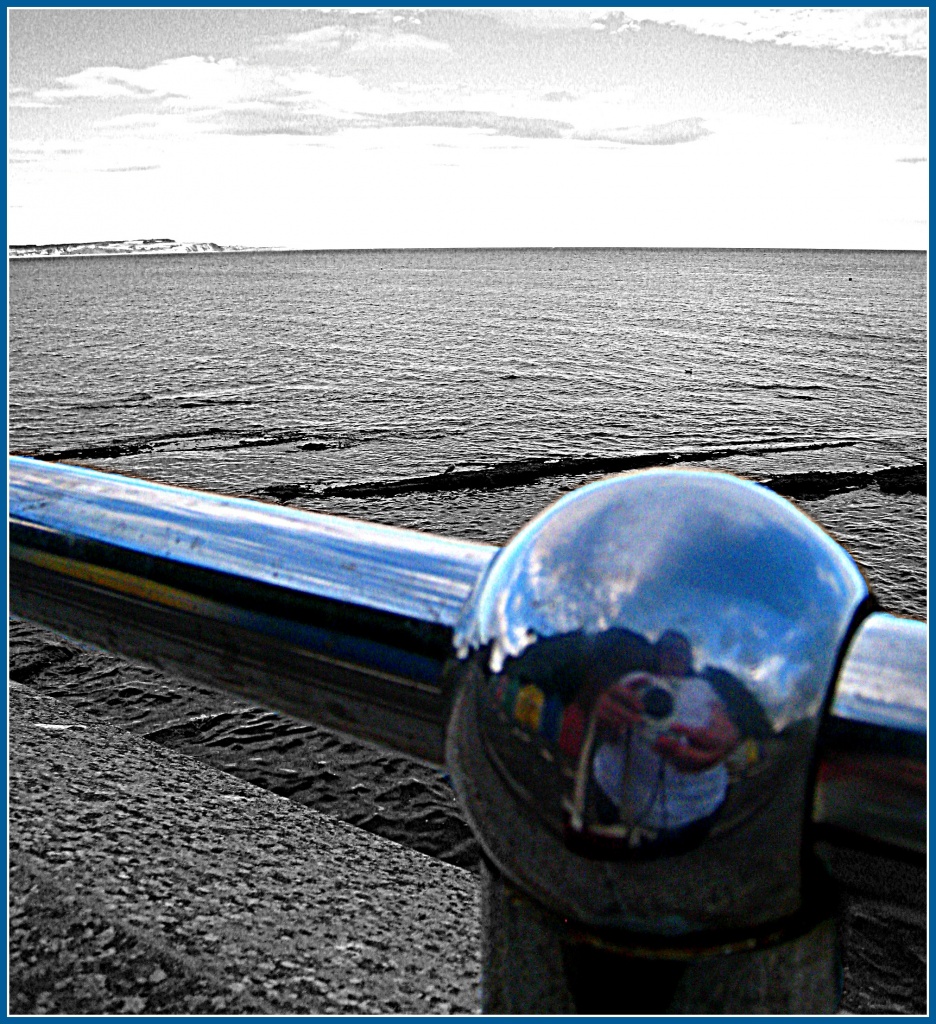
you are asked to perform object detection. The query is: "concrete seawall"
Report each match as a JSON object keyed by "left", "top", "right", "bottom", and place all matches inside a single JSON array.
[{"left": 9, "top": 683, "right": 481, "bottom": 1015}]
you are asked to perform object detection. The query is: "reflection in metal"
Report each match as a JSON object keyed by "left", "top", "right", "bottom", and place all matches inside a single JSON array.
[
  {"left": 10, "top": 456, "right": 496, "bottom": 764},
  {"left": 815, "top": 613, "right": 927, "bottom": 853},
  {"left": 10, "top": 457, "right": 495, "bottom": 628},
  {"left": 830, "top": 613, "right": 926, "bottom": 733},
  {"left": 448, "top": 469, "right": 871, "bottom": 935}
]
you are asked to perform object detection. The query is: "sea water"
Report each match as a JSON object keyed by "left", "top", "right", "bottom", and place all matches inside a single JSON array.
[{"left": 10, "top": 247, "right": 927, "bottom": 617}]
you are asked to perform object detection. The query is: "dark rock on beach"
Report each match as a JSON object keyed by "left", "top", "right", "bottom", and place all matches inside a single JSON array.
[
  {"left": 764, "top": 463, "right": 926, "bottom": 502},
  {"left": 252, "top": 448, "right": 925, "bottom": 507}
]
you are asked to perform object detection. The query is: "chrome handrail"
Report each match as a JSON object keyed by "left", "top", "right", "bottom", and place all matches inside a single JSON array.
[
  {"left": 10, "top": 455, "right": 495, "bottom": 764},
  {"left": 9, "top": 455, "right": 924, "bottom": 848}
]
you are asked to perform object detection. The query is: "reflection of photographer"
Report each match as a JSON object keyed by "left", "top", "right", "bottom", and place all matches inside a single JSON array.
[{"left": 590, "top": 631, "right": 752, "bottom": 840}]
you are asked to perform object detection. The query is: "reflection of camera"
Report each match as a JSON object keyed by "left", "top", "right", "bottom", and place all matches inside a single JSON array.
[{"left": 635, "top": 676, "right": 680, "bottom": 741}]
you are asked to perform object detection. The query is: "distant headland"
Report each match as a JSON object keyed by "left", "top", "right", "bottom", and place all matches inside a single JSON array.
[{"left": 9, "top": 238, "right": 270, "bottom": 258}]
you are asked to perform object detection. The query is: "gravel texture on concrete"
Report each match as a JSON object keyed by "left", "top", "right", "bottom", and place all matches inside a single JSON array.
[{"left": 9, "top": 683, "right": 481, "bottom": 1015}]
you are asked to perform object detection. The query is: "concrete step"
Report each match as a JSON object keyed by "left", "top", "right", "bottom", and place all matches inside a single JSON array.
[{"left": 9, "top": 682, "right": 481, "bottom": 1015}]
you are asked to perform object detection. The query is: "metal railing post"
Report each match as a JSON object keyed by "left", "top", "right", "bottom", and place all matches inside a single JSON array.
[{"left": 9, "top": 456, "right": 926, "bottom": 1013}]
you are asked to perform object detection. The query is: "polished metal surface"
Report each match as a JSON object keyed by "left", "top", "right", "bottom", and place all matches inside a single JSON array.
[
  {"left": 10, "top": 456, "right": 495, "bottom": 629},
  {"left": 830, "top": 613, "right": 926, "bottom": 733},
  {"left": 815, "top": 612, "right": 927, "bottom": 853},
  {"left": 448, "top": 469, "right": 870, "bottom": 935},
  {"left": 480, "top": 862, "right": 841, "bottom": 1014},
  {"left": 10, "top": 457, "right": 496, "bottom": 764}
]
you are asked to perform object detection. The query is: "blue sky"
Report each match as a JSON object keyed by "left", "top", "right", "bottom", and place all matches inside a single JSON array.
[{"left": 8, "top": 7, "right": 928, "bottom": 249}]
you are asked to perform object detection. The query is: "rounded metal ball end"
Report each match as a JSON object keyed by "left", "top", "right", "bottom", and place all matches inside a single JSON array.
[{"left": 446, "top": 469, "right": 869, "bottom": 938}]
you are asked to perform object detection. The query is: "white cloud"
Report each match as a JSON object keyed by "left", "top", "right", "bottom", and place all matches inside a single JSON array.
[
  {"left": 476, "top": 6, "right": 926, "bottom": 54},
  {"left": 8, "top": 85, "right": 55, "bottom": 109},
  {"left": 348, "top": 30, "right": 449, "bottom": 53},
  {"left": 36, "top": 56, "right": 251, "bottom": 105},
  {"left": 31, "top": 50, "right": 685, "bottom": 143},
  {"left": 273, "top": 25, "right": 347, "bottom": 51},
  {"left": 490, "top": 9, "right": 627, "bottom": 31},
  {"left": 271, "top": 22, "right": 450, "bottom": 55},
  {"left": 622, "top": 7, "right": 928, "bottom": 58},
  {"left": 35, "top": 65, "right": 146, "bottom": 101},
  {"left": 573, "top": 117, "right": 712, "bottom": 146},
  {"left": 283, "top": 70, "right": 398, "bottom": 115},
  {"left": 589, "top": 10, "right": 642, "bottom": 35},
  {"left": 31, "top": 55, "right": 402, "bottom": 122},
  {"left": 10, "top": 9, "right": 926, "bottom": 249}
]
